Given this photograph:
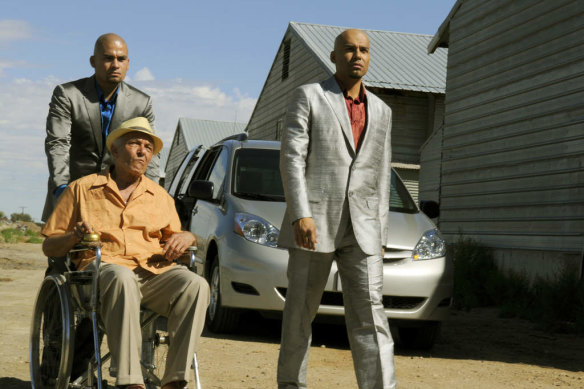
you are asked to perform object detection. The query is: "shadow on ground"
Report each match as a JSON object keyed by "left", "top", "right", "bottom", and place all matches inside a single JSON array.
[
  {"left": 203, "top": 308, "right": 584, "bottom": 373},
  {"left": 0, "top": 377, "right": 30, "bottom": 389}
]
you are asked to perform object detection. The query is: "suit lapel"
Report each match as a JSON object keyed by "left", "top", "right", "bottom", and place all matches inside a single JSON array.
[
  {"left": 321, "top": 76, "right": 356, "bottom": 154},
  {"left": 110, "top": 82, "right": 130, "bottom": 132},
  {"left": 81, "top": 76, "right": 103, "bottom": 154},
  {"left": 358, "top": 87, "right": 374, "bottom": 152}
]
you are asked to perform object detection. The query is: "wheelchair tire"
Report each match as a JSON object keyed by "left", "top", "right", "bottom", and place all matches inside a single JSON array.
[{"left": 30, "top": 275, "right": 75, "bottom": 389}]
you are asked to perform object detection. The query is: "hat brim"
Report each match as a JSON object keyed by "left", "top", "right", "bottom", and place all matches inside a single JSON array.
[{"left": 106, "top": 127, "right": 163, "bottom": 155}]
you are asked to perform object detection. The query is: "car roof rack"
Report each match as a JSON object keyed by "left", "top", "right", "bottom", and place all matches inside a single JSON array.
[{"left": 219, "top": 132, "right": 248, "bottom": 143}]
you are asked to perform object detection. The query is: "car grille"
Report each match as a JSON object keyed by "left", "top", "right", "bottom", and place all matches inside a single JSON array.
[{"left": 277, "top": 288, "right": 425, "bottom": 310}]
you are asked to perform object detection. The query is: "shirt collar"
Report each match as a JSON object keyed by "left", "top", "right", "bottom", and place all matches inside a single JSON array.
[
  {"left": 91, "top": 167, "right": 155, "bottom": 198},
  {"left": 95, "top": 78, "right": 120, "bottom": 105},
  {"left": 334, "top": 75, "right": 367, "bottom": 103}
]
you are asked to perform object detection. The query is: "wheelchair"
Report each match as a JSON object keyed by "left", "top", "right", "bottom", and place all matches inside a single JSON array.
[{"left": 29, "top": 234, "right": 203, "bottom": 389}]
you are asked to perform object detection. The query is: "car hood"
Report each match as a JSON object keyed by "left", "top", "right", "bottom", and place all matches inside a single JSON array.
[
  {"left": 386, "top": 211, "right": 437, "bottom": 250},
  {"left": 231, "top": 197, "right": 287, "bottom": 230}
]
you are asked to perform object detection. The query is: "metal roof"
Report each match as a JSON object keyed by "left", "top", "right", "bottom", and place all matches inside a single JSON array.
[
  {"left": 177, "top": 117, "right": 247, "bottom": 150},
  {"left": 289, "top": 22, "right": 448, "bottom": 94}
]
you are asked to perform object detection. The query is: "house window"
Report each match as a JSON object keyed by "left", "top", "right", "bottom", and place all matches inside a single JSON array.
[{"left": 282, "top": 39, "right": 291, "bottom": 81}]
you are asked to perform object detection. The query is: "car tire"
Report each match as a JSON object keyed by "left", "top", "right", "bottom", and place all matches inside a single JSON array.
[
  {"left": 396, "top": 322, "right": 441, "bottom": 350},
  {"left": 206, "top": 257, "right": 240, "bottom": 333}
]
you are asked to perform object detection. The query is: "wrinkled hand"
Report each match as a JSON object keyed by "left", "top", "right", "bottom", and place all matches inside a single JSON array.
[
  {"left": 293, "top": 217, "right": 318, "bottom": 250},
  {"left": 73, "top": 221, "right": 94, "bottom": 242},
  {"left": 162, "top": 231, "right": 196, "bottom": 261}
]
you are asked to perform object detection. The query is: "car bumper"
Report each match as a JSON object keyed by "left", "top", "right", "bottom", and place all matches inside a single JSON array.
[{"left": 219, "top": 235, "right": 453, "bottom": 323}]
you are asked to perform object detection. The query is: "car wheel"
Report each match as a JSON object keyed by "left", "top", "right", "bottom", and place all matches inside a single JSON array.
[
  {"left": 206, "top": 257, "right": 240, "bottom": 333},
  {"left": 396, "top": 322, "right": 441, "bottom": 350}
]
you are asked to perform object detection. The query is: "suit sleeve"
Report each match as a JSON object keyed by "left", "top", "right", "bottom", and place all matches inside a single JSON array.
[
  {"left": 280, "top": 86, "right": 312, "bottom": 222},
  {"left": 45, "top": 85, "right": 72, "bottom": 189},
  {"left": 378, "top": 107, "right": 392, "bottom": 246},
  {"left": 143, "top": 96, "right": 161, "bottom": 183}
]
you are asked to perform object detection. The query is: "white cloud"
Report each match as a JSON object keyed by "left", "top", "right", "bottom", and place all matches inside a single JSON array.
[
  {"left": 133, "top": 67, "right": 155, "bottom": 81},
  {"left": 132, "top": 79, "right": 256, "bottom": 144},
  {"left": 0, "top": 20, "right": 33, "bottom": 43},
  {"left": 0, "top": 59, "right": 26, "bottom": 77},
  {"left": 0, "top": 77, "right": 257, "bottom": 221}
]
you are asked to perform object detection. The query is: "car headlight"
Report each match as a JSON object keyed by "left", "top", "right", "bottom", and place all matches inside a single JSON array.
[
  {"left": 412, "top": 229, "right": 446, "bottom": 260},
  {"left": 234, "top": 212, "right": 279, "bottom": 248}
]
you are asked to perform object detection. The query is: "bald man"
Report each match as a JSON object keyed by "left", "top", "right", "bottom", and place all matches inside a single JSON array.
[
  {"left": 277, "top": 29, "right": 396, "bottom": 388},
  {"left": 43, "top": 33, "right": 159, "bottom": 223}
]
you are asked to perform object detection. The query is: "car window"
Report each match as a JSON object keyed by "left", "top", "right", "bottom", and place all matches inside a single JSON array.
[
  {"left": 206, "top": 147, "right": 230, "bottom": 199},
  {"left": 390, "top": 170, "right": 418, "bottom": 214},
  {"left": 174, "top": 147, "right": 203, "bottom": 196},
  {"left": 232, "top": 148, "right": 285, "bottom": 202},
  {"left": 192, "top": 147, "right": 221, "bottom": 181}
]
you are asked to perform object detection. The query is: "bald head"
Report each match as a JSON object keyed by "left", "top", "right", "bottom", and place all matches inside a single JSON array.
[
  {"left": 94, "top": 33, "right": 127, "bottom": 56},
  {"left": 330, "top": 29, "right": 370, "bottom": 84},
  {"left": 334, "top": 29, "right": 369, "bottom": 52}
]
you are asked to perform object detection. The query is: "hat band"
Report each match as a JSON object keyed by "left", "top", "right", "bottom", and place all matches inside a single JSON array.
[{"left": 127, "top": 125, "right": 154, "bottom": 135}]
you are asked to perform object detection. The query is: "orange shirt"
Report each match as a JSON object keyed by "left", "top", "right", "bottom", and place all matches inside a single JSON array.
[{"left": 42, "top": 169, "right": 182, "bottom": 274}]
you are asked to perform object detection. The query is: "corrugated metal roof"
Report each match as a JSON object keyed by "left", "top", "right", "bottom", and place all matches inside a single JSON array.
[
  {"left": 177, "top": 117, "right": 247, "bottom": 149},
  {"left": 290, "top": 22, "right": 448, "bottom": 94}
]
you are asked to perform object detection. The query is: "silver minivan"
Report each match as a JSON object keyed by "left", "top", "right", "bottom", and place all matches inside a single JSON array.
[{"left": 168, "top": 134, "right": 453, "bottom": 348}]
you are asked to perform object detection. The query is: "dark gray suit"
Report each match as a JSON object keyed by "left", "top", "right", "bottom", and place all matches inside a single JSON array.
[
  {"left": 43, "top": 76, "right": 158, "bottom": 221},
  {"left": 277, "top": 76, "right": 396, "bottom": 389}
]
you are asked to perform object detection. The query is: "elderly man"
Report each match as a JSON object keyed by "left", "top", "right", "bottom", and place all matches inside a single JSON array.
[
  {"left": 43, "top": 33, "right": 159, "bottom": 223},
  {"left": 277, "top": 29, "right": 396, "bottom": 388},
  {"left": 42, "top": 117, "right": 209, "bottom": 389}
]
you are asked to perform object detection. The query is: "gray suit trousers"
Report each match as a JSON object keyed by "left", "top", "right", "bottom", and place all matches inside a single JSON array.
[
  {"left": 277, "top": 222, "right": 396, "bottom": 389},
  {"left": 92, "top": 263, "right": 209, "bottom": 386}
]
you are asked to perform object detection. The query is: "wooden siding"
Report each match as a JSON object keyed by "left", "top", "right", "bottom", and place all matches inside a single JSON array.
[
  {"left": 246, "top": 31, "right": 328, "bottom": 140},
  {"left": 439, "top": 0, "right": 584, "bottom": 252},
  {"left": 419, "top": 126, "right": 443, "bottom": 205},
  {"left": 164, "top": 129, "right": 188, "bottom": 191}
]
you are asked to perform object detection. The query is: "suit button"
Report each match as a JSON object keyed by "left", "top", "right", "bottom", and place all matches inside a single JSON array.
[{"left": 348, "top": 191, "right": 354, "bottom": 197}]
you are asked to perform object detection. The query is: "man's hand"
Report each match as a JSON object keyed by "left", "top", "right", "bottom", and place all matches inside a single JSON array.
[
  {"left": 293, "top": 217, "right": 318, "bottom": 250},
  {"left": 162, "top": 231, "right": 196, "bottom": 261},
  {"left": 73, "top": 221, "right": 94, "bottom": 242}
]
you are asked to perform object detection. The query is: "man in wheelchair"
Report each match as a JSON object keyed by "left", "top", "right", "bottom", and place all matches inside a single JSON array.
[{"left": 41, "top": 117, "right": 210, "bottom": 389}]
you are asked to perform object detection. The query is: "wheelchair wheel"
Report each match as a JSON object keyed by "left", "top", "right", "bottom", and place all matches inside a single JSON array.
[{"left": 30, "top": 275, "right": 75, "bottom": 389}]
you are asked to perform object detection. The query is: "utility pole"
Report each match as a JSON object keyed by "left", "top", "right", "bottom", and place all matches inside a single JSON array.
[{"left": 19, "top": 206, "right": 26, "bottom": 215}]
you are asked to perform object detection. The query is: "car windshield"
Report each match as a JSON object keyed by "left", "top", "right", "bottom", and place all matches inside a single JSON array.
[
  {"left": 232, "top": 148, "right": 285, "bottom": 202},
  {"left": 390, "top": 170, "right": 418, "bottom": 214}
]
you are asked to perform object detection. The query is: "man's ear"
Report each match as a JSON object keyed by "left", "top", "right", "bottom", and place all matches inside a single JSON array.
[
  {"left": 90, "top": 56, "right": 95, "bottom": 69},
  {"left": 330, "top": 51, "right": 336, "bottom": 63}
]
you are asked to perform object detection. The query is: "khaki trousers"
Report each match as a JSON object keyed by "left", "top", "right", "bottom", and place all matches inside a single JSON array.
[
  {"left": 92, "top": 263, "right": 209, "bottom": 386},
  {"left": 277, "top": 223, "right": 396, "bottom": 389}
]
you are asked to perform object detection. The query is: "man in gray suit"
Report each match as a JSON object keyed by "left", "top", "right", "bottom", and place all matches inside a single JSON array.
[
  {"left": 43, "top": 33, "right": 159, "bottom": 222},
  {"left": 277, "top": 29, "right": 396, "bottom": 389}
]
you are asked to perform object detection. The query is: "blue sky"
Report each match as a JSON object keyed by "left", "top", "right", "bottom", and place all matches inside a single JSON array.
[{"left": 0, "top": 0, "right": 456, "bottom": 221}]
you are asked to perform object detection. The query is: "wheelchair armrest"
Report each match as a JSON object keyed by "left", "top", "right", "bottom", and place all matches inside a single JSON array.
[{"left": 175, "top": 246, "right": 204, "bottom": 271}]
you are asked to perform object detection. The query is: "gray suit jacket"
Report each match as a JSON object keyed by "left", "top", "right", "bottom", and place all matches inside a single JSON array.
[
  {"left": 42, "top": 76, "right": 159, "bottom": 221},
  {"left": 278, "top": 76, "right": 392, "bottom": 255}
]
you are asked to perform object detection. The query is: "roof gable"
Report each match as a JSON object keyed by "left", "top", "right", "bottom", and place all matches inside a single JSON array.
[{"left": 177, "top": 118, "right": 247, "bottom": 149}]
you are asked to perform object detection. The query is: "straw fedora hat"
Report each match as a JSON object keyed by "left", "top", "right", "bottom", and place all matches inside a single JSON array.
[{"left": 106, "top": 117, "right": 163, "bottom": 155}]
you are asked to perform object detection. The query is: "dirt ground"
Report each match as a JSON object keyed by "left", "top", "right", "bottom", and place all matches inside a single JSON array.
[{"left": 1, "top": 243, "right": 583, "bottom": 389}]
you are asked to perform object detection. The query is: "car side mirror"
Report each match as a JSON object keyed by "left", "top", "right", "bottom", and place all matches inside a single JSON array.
[
  {"left": 187, "top": 180, "right": 214, "bottom": 201},
  {"left": 419, "top": 200, "right": 440, "bottom": 219}
]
